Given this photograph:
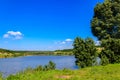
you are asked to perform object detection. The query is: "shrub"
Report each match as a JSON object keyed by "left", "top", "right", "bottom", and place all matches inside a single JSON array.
[
  {"left": 43, "top": 61, "right": 56, "bottom": 71},
  {"left": 73, "top": 37, "right": 97, "bottom": 68}
]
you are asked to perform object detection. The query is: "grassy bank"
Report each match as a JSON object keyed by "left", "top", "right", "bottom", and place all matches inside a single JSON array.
[{"left": 1, "top": 63, "right": 120, "bottom": 80}]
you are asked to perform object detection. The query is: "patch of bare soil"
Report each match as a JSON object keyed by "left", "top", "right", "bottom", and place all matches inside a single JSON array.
[{"left": 55, "top": 75, "right": 72, "bottom": 79}]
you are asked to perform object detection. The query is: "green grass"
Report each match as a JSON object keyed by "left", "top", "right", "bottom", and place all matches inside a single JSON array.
[{"left": 1, "top": 63, "right": 120, "bottom": 80}]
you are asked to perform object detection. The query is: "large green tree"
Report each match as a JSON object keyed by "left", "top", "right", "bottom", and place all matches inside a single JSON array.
[
  {"left": 91, "top": 0, "right": 120, "bottom": 65},
  {"left": 73, "top": 37, "right": 97, "bottom": 68},
  {"left": 91, "top": 0, "right": 120, "bottom": 40}
]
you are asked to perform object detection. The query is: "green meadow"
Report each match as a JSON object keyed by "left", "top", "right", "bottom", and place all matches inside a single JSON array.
[{"left": 1, "top": 63, "right": 120, "bottom": 80}]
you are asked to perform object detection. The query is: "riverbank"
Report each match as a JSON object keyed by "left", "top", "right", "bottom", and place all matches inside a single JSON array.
[
  {"left": 1, "top": 63, "right": 120, "bottom": 80},
  {"left": 0, "top": 47, "right": 102, "bottom": 58},
  {"left": 0, "top": 48, "right": 74, "bottom": 58}
]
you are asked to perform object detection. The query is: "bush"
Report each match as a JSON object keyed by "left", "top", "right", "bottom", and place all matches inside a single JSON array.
[
  {"left": 43, "top": 61, "right": 56, "bottom": 71},
  {"left": 73, "top": 37, "right": 97, "bottom": 68},
  {"left": 34, "top": 65, "right": 43, "bottom": 71},
  {"left": 33, "top": 61, "right": 56, "bottom": 71}
]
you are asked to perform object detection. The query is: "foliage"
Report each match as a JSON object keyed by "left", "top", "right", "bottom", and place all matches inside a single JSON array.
[
  {"left": 0, "top": 73, "right": 2, "bottom": 80},
  {"left": 33, "top": 61, "right": 56, "bottom": 71},
  {"left": 73, "top": 37, "right": 97, "bottom": 68},
  {"left": 91, "top": 0, "right": 120, "bottom": 65},
  {"left": 55, "top": 49, "right": 73, "bottom": 52},
  {"left": 54, "top": 49, "right": 73, "bottom": 55},
  {"left": 4, "top": 63, "right": 120, "bottom": 80},
  {"left": 43, "top": 61, "right": 56, "bottom": 71},
  {"left": 91, "top": 0, "right": 120, "bottom": 40},
  {"left": 34, "top": 65, "right": 43, "bottom": 71},
  {"left": 0, "top": 48, "right": 13, "bottom": 53},
  {"left": 100, "top": 38, "right": 120, "bottom": 65}
]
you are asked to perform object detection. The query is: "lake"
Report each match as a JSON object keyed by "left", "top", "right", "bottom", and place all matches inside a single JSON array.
[{"left": 0, "top": 56, "right": 78, "bottom": 77}]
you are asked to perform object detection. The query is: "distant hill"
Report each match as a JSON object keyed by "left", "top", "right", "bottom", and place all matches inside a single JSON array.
[{"left": 0, "top": 48, "right": 13, "bottom": 54}]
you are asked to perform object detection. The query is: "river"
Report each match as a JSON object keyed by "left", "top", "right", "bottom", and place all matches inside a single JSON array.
[{"left": 0, "top": 56, "right": 78, "bottom": 77}]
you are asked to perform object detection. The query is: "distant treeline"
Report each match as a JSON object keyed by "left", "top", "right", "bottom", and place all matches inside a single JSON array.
[
  {"left": 0, "top": 48, "right": 74, "bottom": 58},
  {"left": 55, "top": 49, "right": 73, "bottom": 52},
  {"left": 54, "top": 49, "right": 73, "bottom": 55},
  {"left": 0, "top": 48, "right": 13, "bottom": 53}
]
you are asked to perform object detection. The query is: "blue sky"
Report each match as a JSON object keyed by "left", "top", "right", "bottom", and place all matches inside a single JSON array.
[{"left": 0, "top": 0, "right": 103, "bottom": 50}]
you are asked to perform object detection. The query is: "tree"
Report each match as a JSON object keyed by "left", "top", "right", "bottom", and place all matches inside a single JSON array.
[
  {"left": 91, "top": 0, "right": 120, "bottom": 40},
  {"left": 91, "top": 0, "right": 120, "bottom": 65},
  {"left": 73, "top": 37, "right": 97, "bottom": 68},
  {"left": 100, "top": 38, "right": 120, "bottom": 65}
]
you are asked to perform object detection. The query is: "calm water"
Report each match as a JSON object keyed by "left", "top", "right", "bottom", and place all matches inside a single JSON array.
[{"left": 0, "top": 56, "right": 77, "bottom": 77}]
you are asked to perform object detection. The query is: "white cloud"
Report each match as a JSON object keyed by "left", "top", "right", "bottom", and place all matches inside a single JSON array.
[
  {"left": 60, "top": 41, "right": 66, "bottom": 44},
  {"left": 7, "top": 31, "right": 22, "bottom": 36},
  {"left": 55, "top": 38, "right": 73, "bottom": 45},
  {"left": 3, "top": 34, "right": 9, "bottom": 38},
  {"left": 65, "top": 39, "right": 73, "bottom": 42},
  {"left": 3, "top": 31, "right": 23, "bottom": 40}
]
